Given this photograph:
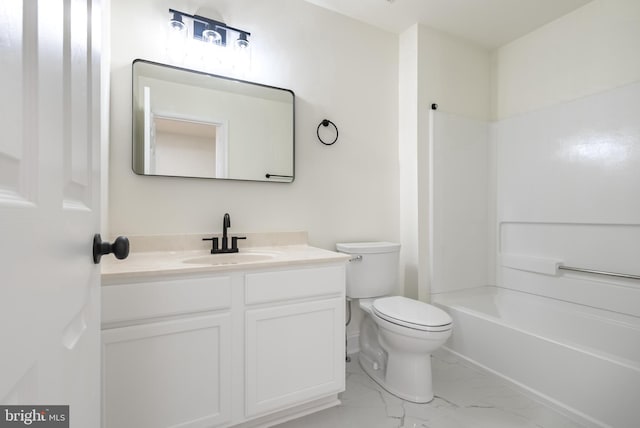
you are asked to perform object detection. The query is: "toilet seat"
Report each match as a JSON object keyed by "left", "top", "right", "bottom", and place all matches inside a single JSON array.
[{"left": 373, "top": 296, "right": 452, "bottom": 332}]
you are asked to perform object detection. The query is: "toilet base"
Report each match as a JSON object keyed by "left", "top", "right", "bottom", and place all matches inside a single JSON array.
[{"left": 358, "top": 350, "right": 434, "bottom": 404}]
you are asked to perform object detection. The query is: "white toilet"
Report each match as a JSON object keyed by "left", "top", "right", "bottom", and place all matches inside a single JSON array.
[{"left": 336, "top": 242, "right": 452, "bottom": 403}]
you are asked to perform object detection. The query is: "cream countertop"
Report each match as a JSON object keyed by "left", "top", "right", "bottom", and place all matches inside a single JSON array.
[{"left": 101, "top": 232, "right": 350, "bottom": 282}]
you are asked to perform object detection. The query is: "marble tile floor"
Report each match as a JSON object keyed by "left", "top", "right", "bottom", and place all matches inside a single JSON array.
[{"left": 276, "top": 350, "right": 585, "bottom": 428}]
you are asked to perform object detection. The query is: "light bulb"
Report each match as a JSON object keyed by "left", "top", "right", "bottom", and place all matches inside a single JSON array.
[
  {"left": 235, "top": 33, "right": 249, "bottom": 49},
  {"left": 202, "top": 27, "right": 222, "bottom": 44},
  {"left": 168, "top": 12, "right": 186, "bottom": 34}
]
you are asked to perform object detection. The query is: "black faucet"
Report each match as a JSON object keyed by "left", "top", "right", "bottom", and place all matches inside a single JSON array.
[
  {"left": 222, "top": 213, "right": 231, "bottom": 251},
  {"left": 203, "top": 213, "right": 246, "bottom": 254}
]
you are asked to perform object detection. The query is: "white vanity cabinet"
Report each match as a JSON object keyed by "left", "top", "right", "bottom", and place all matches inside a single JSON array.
[
  {"left": 101, "top": 258, "right": 346, "bottom": 428},
  {"left": 244, "top": 266, "right": 345, "bottom": 417},
  {"left": 101, "top": 274, "right": 233, "bottom": 428}
]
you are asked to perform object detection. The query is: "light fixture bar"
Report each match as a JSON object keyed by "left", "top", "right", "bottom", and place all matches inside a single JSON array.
[{"left": 168, "top": 8, "right": 251, "bottom": 47}]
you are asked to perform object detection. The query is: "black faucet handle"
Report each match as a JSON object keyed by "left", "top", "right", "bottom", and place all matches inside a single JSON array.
[
  {"left": 202, "top": 237, "right": 219, "bottom": 253},
  {"left": 231, "top": 236, "right": 246, "bottom": 250}
]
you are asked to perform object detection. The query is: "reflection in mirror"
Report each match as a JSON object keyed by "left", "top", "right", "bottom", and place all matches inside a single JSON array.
[
  {"left": 151, "top": 116, "right": 225, "bottom": 178},
  {"left": 132, "top": 59, "right": 295, "bottom": 182}
]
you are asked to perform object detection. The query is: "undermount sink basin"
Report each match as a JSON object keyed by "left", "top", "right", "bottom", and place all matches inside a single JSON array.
[{"left": 182, "top": 251, "right": 278, "bottom": 266}]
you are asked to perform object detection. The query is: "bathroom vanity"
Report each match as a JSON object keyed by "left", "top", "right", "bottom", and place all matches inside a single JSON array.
[{"left": 101, "top": 233, "right": 348, "bottom": 428}]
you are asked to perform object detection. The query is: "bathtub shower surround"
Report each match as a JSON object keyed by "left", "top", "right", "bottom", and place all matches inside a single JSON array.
[
  {"left": 429, "top": 110, "right": 490, "bottom": 294},
  {"left": 495, "top": 81, "right": 640, "bottom": 316},
  {"left": 434, "top": 286, "right": 640, "bottom": 428},
  {"left": 431, "top": 81, "right": 640, "bottom": 428}
]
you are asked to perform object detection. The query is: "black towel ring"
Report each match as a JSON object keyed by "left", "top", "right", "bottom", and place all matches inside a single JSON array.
[{"left": 317, "top": 119, "right": 339, "bottom": 145}]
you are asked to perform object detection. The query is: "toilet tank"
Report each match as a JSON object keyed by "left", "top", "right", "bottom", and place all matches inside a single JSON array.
[{"left": 336, "top": 242, "right": 401, "bottom": 298}]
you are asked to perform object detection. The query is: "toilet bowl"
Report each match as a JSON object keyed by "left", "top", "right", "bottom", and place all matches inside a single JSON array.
[
  {"left": 336, "top": 242, "right": 452, "bottom": 403},
  {"left": 359, "top": 296, "right": 451, "bottom": 402}
]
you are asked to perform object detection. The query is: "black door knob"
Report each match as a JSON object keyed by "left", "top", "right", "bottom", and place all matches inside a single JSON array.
[{"left": 93, "top": 234, "right": 130, "bottom": 264}]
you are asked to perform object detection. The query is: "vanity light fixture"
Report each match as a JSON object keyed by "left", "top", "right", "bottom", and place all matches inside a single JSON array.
[{"left": 168, "top": 8, "right": 251, "bottom": 50}]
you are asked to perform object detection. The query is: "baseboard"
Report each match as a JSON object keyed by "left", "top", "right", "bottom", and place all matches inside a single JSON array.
[{"left": 232, "top": 395, "right": 341, "bottom": 428}]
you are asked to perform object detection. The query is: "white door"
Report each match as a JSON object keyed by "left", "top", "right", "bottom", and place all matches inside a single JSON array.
[{"left": 0, "top": 1, "right": 103, "bottom": 426}]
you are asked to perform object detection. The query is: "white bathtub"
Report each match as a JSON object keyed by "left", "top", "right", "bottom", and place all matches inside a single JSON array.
[{"left": 433, "top": 286, "right": 640, "bottom": 428}]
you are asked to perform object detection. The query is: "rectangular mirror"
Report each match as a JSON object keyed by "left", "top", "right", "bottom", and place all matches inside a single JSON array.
[{"left": 132, "top": 59, "right": 295, "bottom": 182}]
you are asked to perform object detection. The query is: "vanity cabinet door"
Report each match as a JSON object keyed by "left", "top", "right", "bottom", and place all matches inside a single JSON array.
[
  {"left": 102, "top": 313, "right": 231, "bottom": 428},
  {"left": 245, "top": 298, "right": 345, "bottom": 417}
]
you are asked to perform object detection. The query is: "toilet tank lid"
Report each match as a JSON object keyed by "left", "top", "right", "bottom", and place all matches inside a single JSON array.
[{"left": 336, "top": 242, "right": 400, "bottom": 254}]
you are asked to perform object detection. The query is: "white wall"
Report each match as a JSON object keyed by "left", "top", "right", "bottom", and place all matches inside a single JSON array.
[
  {"left": 398, "top": 26, "right": 419, "bottom": 299},
  {"left": 493, "top": 0, "right": 640, "bottom": 120},
  {"left": 417, "top": 27, "right": 492, "bottom": 123},
  {"left": 399, "top": 24, "right": 491, "bottom": 301},
  {"left": 108, "top": 0, "right": 399, "bottom": 250},
  {"left": 154, "top": 130, "right": 216, "bottom": 178}
]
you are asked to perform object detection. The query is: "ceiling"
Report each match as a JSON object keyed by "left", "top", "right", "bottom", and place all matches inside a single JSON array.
[{"left": 302, "top": 0, "right": 592, "bottom": 49}]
